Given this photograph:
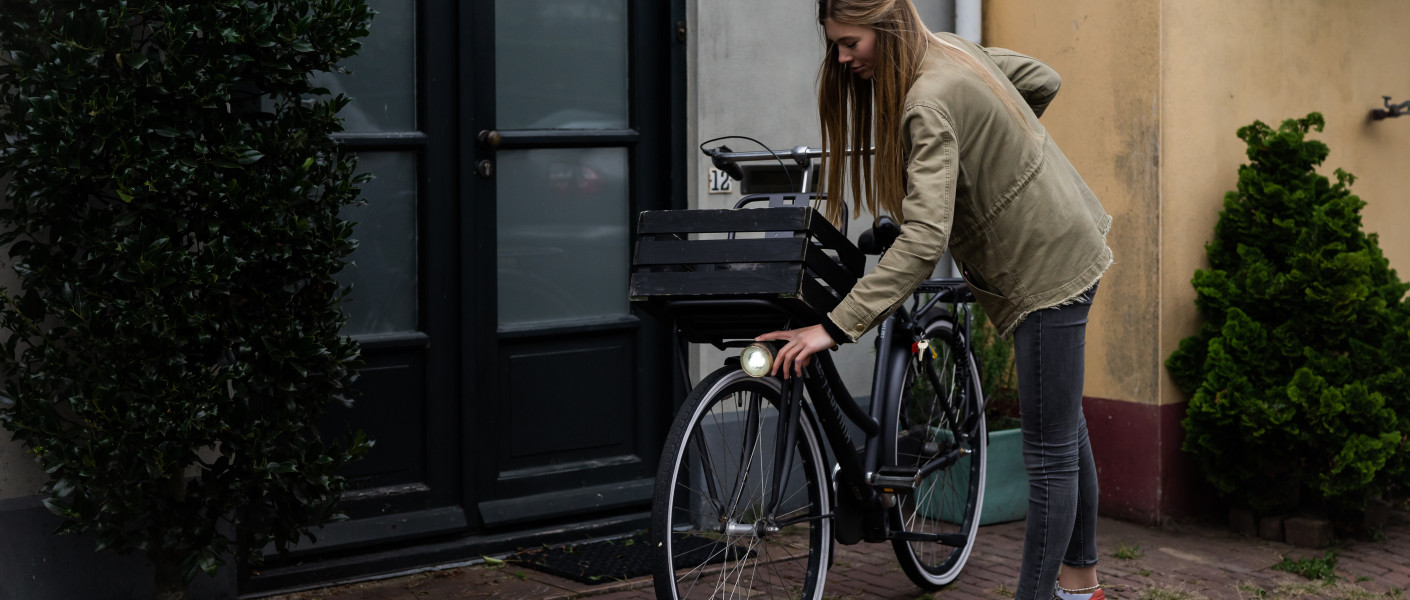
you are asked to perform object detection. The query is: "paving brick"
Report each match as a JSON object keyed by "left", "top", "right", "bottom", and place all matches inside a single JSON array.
[
  {"left": 1356, "top": 552, "right": 1408, "bottom": 573},
  {"left": 1383, "top": 571, "right": 1410, "bottom": 589},
  {"left": 264, "top": 509, "right": 1410, "bottom": 600}
]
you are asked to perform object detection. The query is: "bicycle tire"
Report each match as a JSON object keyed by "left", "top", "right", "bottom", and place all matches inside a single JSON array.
[
  {"left": 888, "top": 317, "right": 988, "bottom": 589},
  {"left": 651, "top": 366, "right": 832, "bottom": 600}
]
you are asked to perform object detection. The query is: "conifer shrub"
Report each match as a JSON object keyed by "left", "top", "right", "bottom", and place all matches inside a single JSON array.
[
  {"left": 0, "top": 1, "right": 373, "bottom": 597},
  {"left": 1166, "top": 113, "right": 1410, "bottom": 516}
]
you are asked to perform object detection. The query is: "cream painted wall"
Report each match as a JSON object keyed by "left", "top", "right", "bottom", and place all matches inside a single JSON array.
[
  {"left": 0, "top": 178, "right": 44, "bottom": 499},
  {"left": 986, "top": 0, "right": 1163, "bottom": 406},
  {"left": 0, "top": 440, "right": 44, "bottom": 500},
  {"left": 1160, "top": 0, "right": 1410, "bottom": 406}
]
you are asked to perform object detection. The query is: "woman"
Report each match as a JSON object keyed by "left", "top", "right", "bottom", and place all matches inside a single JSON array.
[{"left": 757, "top": 1, "right": 1113, "bottom": 599}]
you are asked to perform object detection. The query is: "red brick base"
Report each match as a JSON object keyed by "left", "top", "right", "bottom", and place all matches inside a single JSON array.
[{"left": 1081, "top": 397, "right": 1220, "bottom": 525}]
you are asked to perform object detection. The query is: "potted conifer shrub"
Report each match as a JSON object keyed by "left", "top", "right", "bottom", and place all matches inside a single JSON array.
[
  {"left": 919, "top": 304, "right": 1027, "bottom": 525},
  {"left": 1166, "top": 113, "right": 1410, "bottom": 529}
]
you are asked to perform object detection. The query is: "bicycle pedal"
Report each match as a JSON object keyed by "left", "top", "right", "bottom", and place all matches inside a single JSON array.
[{"left": 869, "top": 466, "right": 919, "bottom": 493}]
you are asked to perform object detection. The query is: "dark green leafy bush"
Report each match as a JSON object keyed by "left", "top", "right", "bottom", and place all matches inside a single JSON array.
[
  {"left": 1166, "top": 113, "right": 1410, "bottom": 515},
  {"left": 970, "top": 303, "right": 1019, "bottom": 428},
  {"left": 909, "top": 303, "right": 1019, "bottom": 431},
  {"left": 0, "top": 1, "right": 372, "bottom": 597}
]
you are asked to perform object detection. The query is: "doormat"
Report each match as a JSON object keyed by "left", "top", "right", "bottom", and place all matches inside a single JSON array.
[{"left": 510, "top": 532, "right": 753, "bottom": 585}]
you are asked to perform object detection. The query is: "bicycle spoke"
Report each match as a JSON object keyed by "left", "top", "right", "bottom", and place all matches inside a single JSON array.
[
  {"left": 888, "top": 320, "right": 986, "bottom": 590},
  {"left": 654, "top": 367, "right": 829, "bottom": 599}
]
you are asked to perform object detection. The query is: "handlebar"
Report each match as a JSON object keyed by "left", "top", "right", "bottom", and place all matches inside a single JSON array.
[
  {"left": 704, "top": 145, "right": 823, "bottom": 170},
  {"left": 702, "top": 144, "right": 874, "bottom": 181},
  {"left": 702, "top": 141, "right": 892, "bottom": 251}
]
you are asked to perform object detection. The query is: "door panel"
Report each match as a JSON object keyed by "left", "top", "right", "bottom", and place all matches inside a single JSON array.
[
  {"left": 503, "top": 335, "right": 635, "bottom": 467},
  {"left": 247, "top": 0, "right": 464, "bottom": 572},
  {"left": 470, "top": 0, "right": 673, "bottom": 529}
]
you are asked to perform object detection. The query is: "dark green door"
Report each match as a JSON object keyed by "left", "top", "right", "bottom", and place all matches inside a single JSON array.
[
  {"left": 466, "top": 0, "right": 678, "bottom": 529},
  {"left": 243, "top": 0, "right": 681, "bottom": 591}
]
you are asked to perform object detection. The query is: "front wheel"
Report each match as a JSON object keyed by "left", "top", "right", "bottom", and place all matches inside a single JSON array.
[
  {"left": 651, "top": 367, "right": 832, "bottom": 600},
  {"left": 889, "top": 317, "right": 988, "bottom": 590}
]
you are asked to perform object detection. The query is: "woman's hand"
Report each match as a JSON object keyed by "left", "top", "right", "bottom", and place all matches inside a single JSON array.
[{"left": 755, "top": 324, "right": 836, "bottom": 379}]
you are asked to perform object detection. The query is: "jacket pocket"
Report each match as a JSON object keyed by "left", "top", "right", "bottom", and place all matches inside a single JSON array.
[{"left": 960, "top": 262, "right": 1007, "bottom": 300}]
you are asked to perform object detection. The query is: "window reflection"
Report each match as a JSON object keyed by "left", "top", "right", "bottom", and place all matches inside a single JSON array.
[
  {"left": 311, "top": 0, "right": 417, "bottom": 132},
  {"left": 495, "top": 0, "right": 629, "bottom": 130},
  {"left": 341, "top": 152, "right": 419, "bottom": 335},
  {"left": 497, "top": 148, "right": 629, "bottom": 327}
]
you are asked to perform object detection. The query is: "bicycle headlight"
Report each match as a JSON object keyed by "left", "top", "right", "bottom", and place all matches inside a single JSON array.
[{"left": 740, "top": 343, "right": 775, "bottom": 378}]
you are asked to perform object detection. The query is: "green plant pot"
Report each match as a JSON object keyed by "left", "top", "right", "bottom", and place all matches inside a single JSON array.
[{"left": 917, "top": 426, "right": 1028, "bottom": 526}]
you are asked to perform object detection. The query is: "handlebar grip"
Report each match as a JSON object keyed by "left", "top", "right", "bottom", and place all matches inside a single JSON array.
[
  {"left": 857, "top": 216, "right": 900, "bottom": 255},
  {"left": 706, "top": 145, "right": 745, "bottom": 181}
]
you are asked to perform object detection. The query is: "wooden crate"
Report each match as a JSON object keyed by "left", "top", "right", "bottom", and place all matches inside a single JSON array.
[{"left": 629, "top": 201, "right": 864, "bottom": 343}]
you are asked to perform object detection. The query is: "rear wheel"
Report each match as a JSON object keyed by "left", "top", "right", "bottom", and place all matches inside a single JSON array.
[
  {"left": 651, "top": 366, "right": 832, "bottom": 599},
  {"left": 889, "top": 317, "right": 987, "bottom": 589}
]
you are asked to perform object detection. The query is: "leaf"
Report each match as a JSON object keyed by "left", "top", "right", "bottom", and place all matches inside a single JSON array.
[{"left": 236, "top": 149, "right": 265, "bottom": 165}]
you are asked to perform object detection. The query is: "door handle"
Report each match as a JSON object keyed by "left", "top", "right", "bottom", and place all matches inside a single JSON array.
[
  {"left": 478, "top": 129, "right": 501, "bottom": 149},
  {"left": 476, "top": 130, "right": 499, "bottom": 179}
]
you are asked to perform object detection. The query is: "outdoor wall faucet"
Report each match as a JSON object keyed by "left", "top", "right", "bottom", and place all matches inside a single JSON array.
[{"left": 1371, "top": 96, "right": 1410, "bottom": 120}]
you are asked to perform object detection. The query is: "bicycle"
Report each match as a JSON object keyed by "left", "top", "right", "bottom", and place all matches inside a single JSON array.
[{"left": 631, "top": 143, "right": 989, "bottom": 599}]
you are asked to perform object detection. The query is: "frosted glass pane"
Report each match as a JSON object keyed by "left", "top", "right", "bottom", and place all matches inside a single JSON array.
[
  {"left": 342, "top": 152, "right": 419, "bottom": 335},
  {"left": 497, "top": 148, "right": 629, "bottom": 327},
  {"left": 312, "top": 0, "right": 416, "bottom": 132},
  {"left": 495, "top": 0, "right": 628, "bottom": 129}
]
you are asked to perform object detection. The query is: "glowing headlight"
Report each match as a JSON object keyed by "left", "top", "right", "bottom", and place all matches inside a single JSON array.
[{"left": 740, "top": 343, "right": 775, "bottom": 378}]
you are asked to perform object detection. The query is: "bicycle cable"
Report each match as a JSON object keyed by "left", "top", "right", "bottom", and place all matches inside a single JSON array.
[{"left": 698, "top": 135, "right": 798, "bottom": 195}]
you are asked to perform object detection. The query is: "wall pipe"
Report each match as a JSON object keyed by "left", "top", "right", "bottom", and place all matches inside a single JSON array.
[{"left": 956, "top": 0, "right": 982, "bottom": 44}]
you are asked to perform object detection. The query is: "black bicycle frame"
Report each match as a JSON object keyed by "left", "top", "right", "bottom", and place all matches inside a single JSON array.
[{"left": 762, "top": 288, "right": 980, "bottom": 531}]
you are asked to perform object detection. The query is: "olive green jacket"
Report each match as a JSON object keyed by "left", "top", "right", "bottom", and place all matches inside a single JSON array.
[{"left": 827, "top": 33, "right": 1113, "bottom": 340}]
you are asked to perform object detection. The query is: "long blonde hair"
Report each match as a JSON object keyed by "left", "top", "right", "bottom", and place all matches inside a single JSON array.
[{"left": 817, "top": 0, "right": 1033, "bottom": 224}]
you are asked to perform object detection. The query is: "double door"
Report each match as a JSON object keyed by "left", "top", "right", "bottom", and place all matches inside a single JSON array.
[{"left": 250, "top": 0, "right": 681, "bottom": 581}]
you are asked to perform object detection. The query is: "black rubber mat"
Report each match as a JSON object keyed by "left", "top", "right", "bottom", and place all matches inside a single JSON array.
[{"left": 511, "top": 531, "right": 752, "bottom": 585}]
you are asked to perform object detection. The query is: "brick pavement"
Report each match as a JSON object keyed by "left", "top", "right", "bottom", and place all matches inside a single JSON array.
[{"left": 267, "top": 509, "right": 1410, "bottom": 600}]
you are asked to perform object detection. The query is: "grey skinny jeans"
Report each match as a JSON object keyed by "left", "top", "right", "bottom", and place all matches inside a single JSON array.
[{"left": 1011, "top": 282, "right": 1100, "bottom": 600}]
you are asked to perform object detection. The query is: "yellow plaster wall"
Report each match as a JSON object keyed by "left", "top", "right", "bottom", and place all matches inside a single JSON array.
[
  {"left": 1160, "top": 0, "right": 1410, "bottom": 406},
  {"left": 988, "top": 0, "right": 1410, "bottom": 408},
  {"left": 985, "top": 0, "right": 1163, "bottom": 406}
]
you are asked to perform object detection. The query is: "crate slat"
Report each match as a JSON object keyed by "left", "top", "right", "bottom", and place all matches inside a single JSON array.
[
  {"left": 637, "top": 206, "right": 812, "bottom": 235},
  {"left": 633, "top": 237, "right": 808, "bottom": 266},
  {"left": 803, "top": 242, "right": 856, "bottom": 296},
  {"left": 807, "top": 219, "right": 865, "bottom": 276},
  {"left": 630, "top": 267, "right": 803, "bottom": 298}
]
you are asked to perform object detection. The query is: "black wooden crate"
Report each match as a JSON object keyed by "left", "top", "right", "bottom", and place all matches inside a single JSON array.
[{"left": 629, "top": 202, "right": 864, "bottom": 343}]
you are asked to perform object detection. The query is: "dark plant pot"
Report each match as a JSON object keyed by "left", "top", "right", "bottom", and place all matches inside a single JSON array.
[{"left": 918, "top": 425, "right": 1027, "bottom": 525}]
